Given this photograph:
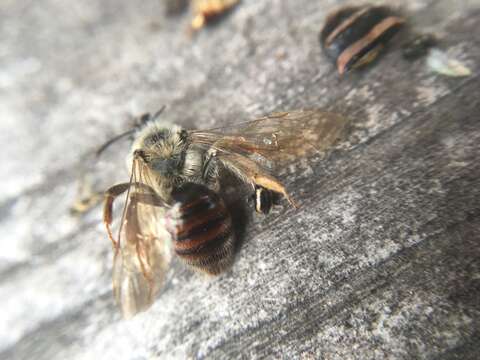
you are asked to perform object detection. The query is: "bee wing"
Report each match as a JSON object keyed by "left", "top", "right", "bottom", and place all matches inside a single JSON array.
[
  {"left": 112, "top": 160, "right": 172, "bottom": 318},
  {"left": 190, "top": 110, "right": 350, "bottom": 165}
]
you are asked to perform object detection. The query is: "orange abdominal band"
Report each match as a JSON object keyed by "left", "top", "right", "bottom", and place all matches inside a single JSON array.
[{"left": 336, "top": 16, "right": 405, "bottom": 75}]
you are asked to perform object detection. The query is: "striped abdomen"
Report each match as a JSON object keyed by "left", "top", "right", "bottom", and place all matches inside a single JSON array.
[
  {"left": 168, "top": 182, "right": 233, "bottom": 275},
  {"left": 320, "top": 5, "right": 405, "bottom": 74}
]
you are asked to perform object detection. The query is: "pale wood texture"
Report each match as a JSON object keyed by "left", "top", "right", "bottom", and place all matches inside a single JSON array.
[{"left": 1, "top": 0, "right": 479, "bottom": 359}]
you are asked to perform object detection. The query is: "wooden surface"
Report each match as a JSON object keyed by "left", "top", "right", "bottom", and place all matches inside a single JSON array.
[{"left": 1, "top": 0, "right": 479, "bottom": 359}]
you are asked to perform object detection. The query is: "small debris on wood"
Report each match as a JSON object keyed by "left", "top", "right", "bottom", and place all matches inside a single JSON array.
[
  {"left": 426, "top": 48, "right": 472, "bottom": 77},
  {"left": 190, "top": 0, "right": 239, "bottom": 33},
  {"left": 70, "top": 174, "right": 103, "bottom": 216}
]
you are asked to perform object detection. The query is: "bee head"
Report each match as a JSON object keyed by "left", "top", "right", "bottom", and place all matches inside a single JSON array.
[{"left": 132, "top": 125, "right": 188, "bottom": 178}]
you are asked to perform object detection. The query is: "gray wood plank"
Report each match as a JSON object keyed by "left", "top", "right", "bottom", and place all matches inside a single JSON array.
[{"left": 0, "top": 0, "right": 479, "bottom": 359}]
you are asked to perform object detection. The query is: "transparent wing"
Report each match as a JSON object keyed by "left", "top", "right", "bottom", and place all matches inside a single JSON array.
[
  {"left": 112, "top": 159, "right": 172, "bottom": 318},
  {"left": 190, "top": 110, "right": 350, "bottom": 166}
]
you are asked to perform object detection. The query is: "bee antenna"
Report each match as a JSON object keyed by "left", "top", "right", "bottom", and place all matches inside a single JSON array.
[
  {"left": 137, "top": 105, "right": 167, "bottom": 126},
  {"left": 152, "top": 105, "right": 166, "bottom": 121},
  {"left": 95, "top": 106, "right": 166, "bottom": 158},
  {"left": 95, "top": 129, "right": 135, "bottom": 158}
]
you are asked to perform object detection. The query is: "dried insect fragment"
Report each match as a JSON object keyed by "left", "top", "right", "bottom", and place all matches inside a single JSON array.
[
  {"left": 320, "top": 5, "right": 405, "bottom": 74},
  {"left": 190, "top": 0, "right": 239, "bottom": 32},
  {"left": 70, "top": 174, "right": 103, "bottom": 216},
  {"left": 426, "top": 49, "right": 471, "bottom": 77},
  {"left": 402, "top": 33, "right": 438, "bottom": 61}
]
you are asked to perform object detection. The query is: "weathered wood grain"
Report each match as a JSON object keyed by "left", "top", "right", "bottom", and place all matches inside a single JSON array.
[{"left": 0, "top": 0, "right": 479, "bottom": 359}]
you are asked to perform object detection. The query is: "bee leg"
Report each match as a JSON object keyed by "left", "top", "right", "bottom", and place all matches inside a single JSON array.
[
  {"left": 201, "top": 150, "right": 221, "bottom": 189},
  {"left": 254, "top": 186, "right": 274, "bottom": 214},
  {"left": 252, "top": 174, "right": 299, "bottom": 209},
  {"left": 250, "top": 173, "right": 299, "bottom": 209},
  {"left": 103, "top": 183, "right": 131, "bottom": 249},
  {"left": 218, "top": 153, "right": 298, "bottom": 209}
]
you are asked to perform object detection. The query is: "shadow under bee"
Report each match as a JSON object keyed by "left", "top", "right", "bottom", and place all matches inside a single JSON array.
[
  {"left": 221, "top": 175, "right": 285, "bottom": 258},
  {"left": 217, "top": 171, "right": 250, "bottom": 257}
]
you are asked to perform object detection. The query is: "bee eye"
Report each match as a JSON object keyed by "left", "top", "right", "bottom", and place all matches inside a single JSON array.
[{"left": 179, "top": 130, "right": 188, "bottom": 141}]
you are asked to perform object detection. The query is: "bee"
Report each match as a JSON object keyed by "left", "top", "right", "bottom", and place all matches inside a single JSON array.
[
  {"left": 190, "top": 0, "right": 239, "bottom": 32},
  {"left": 102, "top": 109, "right": 350, "bottom": 317},
  {"left": 320, "top": 5, "right": 405, "bottom": 75}
]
